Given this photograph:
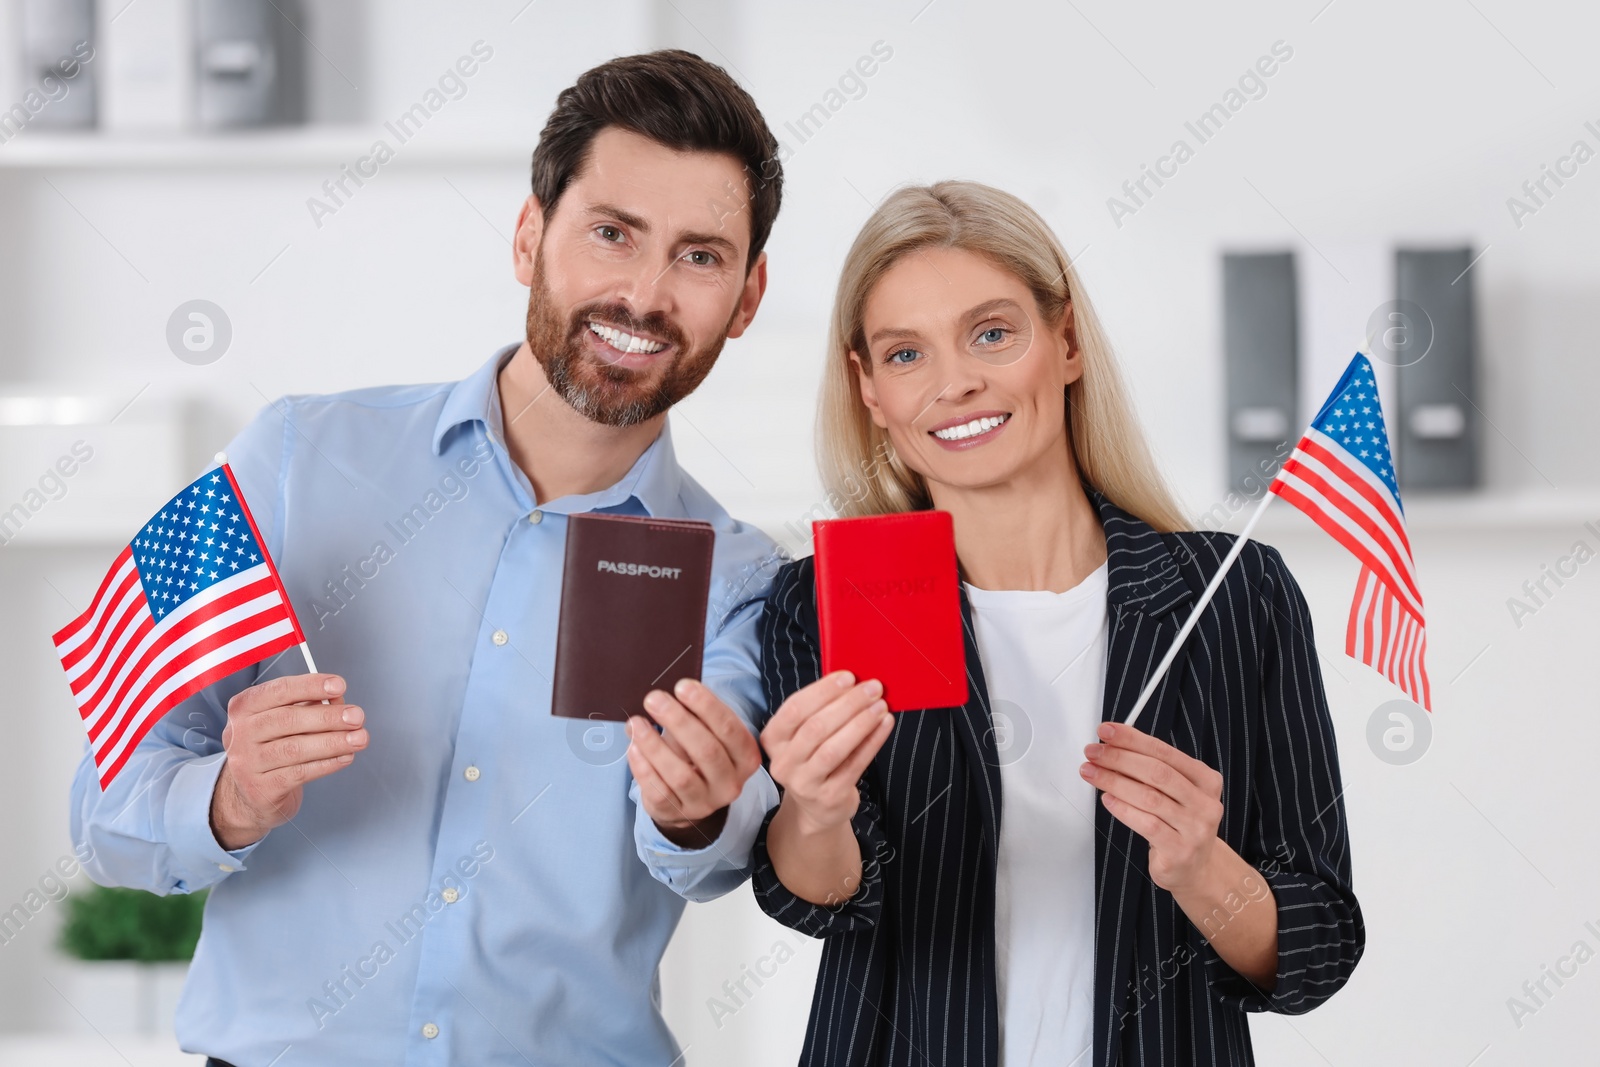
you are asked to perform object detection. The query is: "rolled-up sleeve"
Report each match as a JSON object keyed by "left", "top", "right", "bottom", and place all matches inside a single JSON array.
[
  {"left": 746, "top": 559, "right": 888, "bottom": 937},
  {"left": 1202, "top": 544, "right": 1365, "bottom": 1014},
  {"left": 751, "top": 781, "right": 888, "bottom": 937}
]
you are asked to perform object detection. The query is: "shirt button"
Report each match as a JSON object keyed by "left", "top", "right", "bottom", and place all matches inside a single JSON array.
[
  {"left": 528, "top": 509, "right": 543, "bottom": 525},
  {"left": 491, "top": 629, "right": 508, "bottom": 646},
  {"left": 441, "top": 887, "right": 460, "bottom": 904},
  {"left": 421, "top": 1022, "right": 439, "bottom": 1039},
  {"left": 463, "top": 765, "right": 480, "bottom": 782},
  {"left": 217, "top": 863, "right": 235, "bottom": 873}
]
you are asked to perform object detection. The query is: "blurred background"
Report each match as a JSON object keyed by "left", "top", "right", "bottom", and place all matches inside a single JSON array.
[{"left": 1, "top": 0, "right": 1597, "bottom": 1063}]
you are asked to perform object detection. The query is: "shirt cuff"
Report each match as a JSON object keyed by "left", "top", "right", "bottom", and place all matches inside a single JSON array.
[
  {"left": 165, "top": 752, "right": 260, "bottom": 887},
  {"left": 634, "top": 767, "right": 779, "bottom": 897}
]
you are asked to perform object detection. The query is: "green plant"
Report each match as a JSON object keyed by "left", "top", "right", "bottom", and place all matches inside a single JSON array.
[{"left": 57, "top": 886, "right": 207, "bottom": 963}]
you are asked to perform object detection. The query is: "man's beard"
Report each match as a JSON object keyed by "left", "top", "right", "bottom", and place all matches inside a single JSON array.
[{"left": 525, "top": 249, "right": 732, "bottom": 428}]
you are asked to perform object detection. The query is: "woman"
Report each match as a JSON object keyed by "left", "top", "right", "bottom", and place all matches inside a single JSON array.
[{"left": 751, "top": 181, "right": 1362, "bottom": 1066}]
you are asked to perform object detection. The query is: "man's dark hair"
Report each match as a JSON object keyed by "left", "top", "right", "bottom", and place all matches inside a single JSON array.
[{"left": 530, "top": 50, "right": 783, "bottom": 269}]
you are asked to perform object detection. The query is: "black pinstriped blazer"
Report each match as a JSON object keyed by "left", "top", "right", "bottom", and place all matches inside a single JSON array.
[{"left": 750, "top": 490, "right": 1364, "bottom": 1067}]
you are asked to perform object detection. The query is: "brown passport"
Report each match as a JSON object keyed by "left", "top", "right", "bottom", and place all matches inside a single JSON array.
[{"left": 550, "top": 513, "right": 716, "bottom": 722}]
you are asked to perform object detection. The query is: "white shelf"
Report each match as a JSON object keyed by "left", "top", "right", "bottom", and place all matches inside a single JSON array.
[
  {"left": 0, "top": 126, "right": 531, "bottom": 170},
  {"left": 0, "top": 1036, "right": 198, "bottom": 1067}
]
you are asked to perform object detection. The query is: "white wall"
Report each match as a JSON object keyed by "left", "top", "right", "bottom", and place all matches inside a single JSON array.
[{"left": 2, "top": 0, "right": 1598, "bottom": 1063}]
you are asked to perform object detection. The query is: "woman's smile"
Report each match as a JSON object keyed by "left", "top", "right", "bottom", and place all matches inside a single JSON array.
[{"left": 928, "top": 410, "right": 1013, "bottom": 449}]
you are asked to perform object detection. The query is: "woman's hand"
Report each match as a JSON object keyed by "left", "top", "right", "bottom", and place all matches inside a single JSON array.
[
  {"left": 1079, "top": 721, "right": 1225, "bottom": 896},
  {"left": 762, "top": 671, "right": 893, "bottom": 834},
  {"left": 761, "top": 670, "right": 893, "bottom": 907},
  {"left": 1081, "top": 721, "right": 1280, "bottom": 990}
]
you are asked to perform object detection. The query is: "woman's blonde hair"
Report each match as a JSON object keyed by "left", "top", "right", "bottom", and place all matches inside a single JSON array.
[{"left": 817, "top": 180, "right": 1188, "bottom": 533}]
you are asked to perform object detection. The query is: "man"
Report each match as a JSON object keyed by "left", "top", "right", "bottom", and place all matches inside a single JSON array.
[{"left": 70, "top": 50, "right": 786, "bottom": 1066}]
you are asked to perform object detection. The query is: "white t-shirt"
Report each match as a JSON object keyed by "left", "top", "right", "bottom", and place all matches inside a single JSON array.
[{"left": 964, "top": 561, "right": 1109, "bottom": 1067}]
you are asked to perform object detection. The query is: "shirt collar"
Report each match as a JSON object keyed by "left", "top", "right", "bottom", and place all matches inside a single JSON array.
[
  {"left": 431, "top": 342, "right": 684, "bottom": 518},
  {"left": 432, "top": 342, "right": 515, "bottom": 457}
]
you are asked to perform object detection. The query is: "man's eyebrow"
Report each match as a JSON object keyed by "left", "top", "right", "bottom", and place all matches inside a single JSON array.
[
  {"left": 866, "top": 298, "right": 1025, "bottom": 347},
  {"left": 676, "top": 229, "right": 739, "bottom": 257},
  {"left": 584, "top": 204, "right": 740, "bottom": 258},
  {"left": 585, "top": 202, "right": 650, "bottom": 232}
]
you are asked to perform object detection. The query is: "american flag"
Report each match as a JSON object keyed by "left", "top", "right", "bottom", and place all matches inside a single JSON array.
[
  {"left": 1269, "top": 353, "right": 1431, "bottom": 710},
  {"left": 53, "top": 463, "right": 306, "bottom": 788}
]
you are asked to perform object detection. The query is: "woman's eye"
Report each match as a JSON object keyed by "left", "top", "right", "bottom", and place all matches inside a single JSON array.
[
  {"left": 597, "top": 225, "right": 625, "bottom": 243},
  {"left": 977, "top": 326, "right": 1009, "bottom": 345},
  {"left": 886, "top": 348, "right": 920, "bottom": 365}
]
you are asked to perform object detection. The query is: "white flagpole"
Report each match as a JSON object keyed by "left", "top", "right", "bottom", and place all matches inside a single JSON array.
[
  {"left": 216, "top": 452, "right": 328, "bottom": 703},
  {"left": 1122, "top": 489, "right": 1277, "bottom": 729}
]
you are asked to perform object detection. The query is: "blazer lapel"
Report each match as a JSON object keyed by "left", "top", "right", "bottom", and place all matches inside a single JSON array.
[
  {"left": 948, "top": 588, "right": 1004, "bottom": 864},
  {"left": 1088, "top": 491, "right": 1196, "bottom": 1067}
]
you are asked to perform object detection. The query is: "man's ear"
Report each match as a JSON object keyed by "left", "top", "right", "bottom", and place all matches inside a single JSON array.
[
  {"left": 512, "top": 195, "right": 545, "bottom": 287},
  {"left": 849, "top": 350, "right": 889, "bottom": 430},
  {"left": 725, "top": 251, "right": 769, "bottom": 340}
]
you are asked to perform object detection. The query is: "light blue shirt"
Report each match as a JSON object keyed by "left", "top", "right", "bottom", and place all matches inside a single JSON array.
[{"left": 69, "top": 343, "right": 785, "bottom": 1066}]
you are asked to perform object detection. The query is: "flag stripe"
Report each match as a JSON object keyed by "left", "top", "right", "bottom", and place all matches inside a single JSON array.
[
  {"left": 96, "top": 624, "right": 300, "bottom": 788},
  {"left": 75, "top": 566, "right": 277, "bottom": 734},
  {"left": 1401, "top": 617, "right": 1414, "bottom": 700},
  {"left": 1284, "top": 441, "right": 1418, "bottom": 589},
  {"left": 58, "top": 556, "right": 143, "bottom": 671},
  {"left": 64, "top": 578, "right": 150, "bottom": 689},
  {"left": 1378, "top": 585, "right": 1392, "bottom": 673},
  {"left": 1417, "top": 631, "right": 1432, "bottom": 708},
  {"left": 85, "top": 581, "right": 283, "bottom": 744},
  {"left": 1274, "top": 457, "right": 1423, "bottom": 615},
  {"left": 1300, "top": 431, "right": 1411, "bottom": 549},
  {"left": 94, "top": 603, "right": 293, "bottom": 764},
  {"left": 1344, "top": 564, "right": 1432, "bottom": 710},
  {"left": 1271, "top": 479, "right": 1424, "bottom": 620},
  {"left": 103, "top": 589, "right": 285, "bottom": 745},
  {"left": 53, "top": 547, "right": 136, "bottom": 652}
]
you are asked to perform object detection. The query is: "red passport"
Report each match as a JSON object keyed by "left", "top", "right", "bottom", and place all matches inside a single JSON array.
[
  {"left": 551, "top": 513, "right": 715, "bottom": 722},
  {"left": 812, "top": 510, "right": 968, "bottom": 712}
]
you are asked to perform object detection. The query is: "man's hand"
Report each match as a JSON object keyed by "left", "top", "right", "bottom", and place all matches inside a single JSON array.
[
  {"left": 210, "top": 674, "right": 367, "bottom": 851},
  {"left": 626, "top": 678, "right": 763, "bottom": 850},
  {"left": 760, "top": 671, "right": 891, "bottom": 836}
]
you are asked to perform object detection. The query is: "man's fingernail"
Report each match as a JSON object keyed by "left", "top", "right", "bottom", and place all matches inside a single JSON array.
[
  {"left": 338, "top": 754, "right": 354, "bottom": 764},
  {"left": 342, "top": 706, "right": 361, "bottom": 725},
  {"left": 348, "top": 729, "right": 368, "bottom": 746},
  {"left": 644, "top": 691, "right": 665, "bottom": 712},
  {"left": 323, "top": 677, "right": 340, "bottom": 694},
  {"left": 864, "top": 679, "right": 884, "bottom": 698},
  {"left": 1099, "top": 723, "right": 1116, "bottom": 740},
  {"left": 674, "top": 678, "right": 695, "bottom": 697},
  {"left": 836, "top": 671, "right": 855, "bottom": 687}
]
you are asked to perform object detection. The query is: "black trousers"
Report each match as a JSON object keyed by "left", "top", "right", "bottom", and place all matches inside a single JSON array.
[{"left": 205, "top": 1060, "right": 237, "bottom": 1067}]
